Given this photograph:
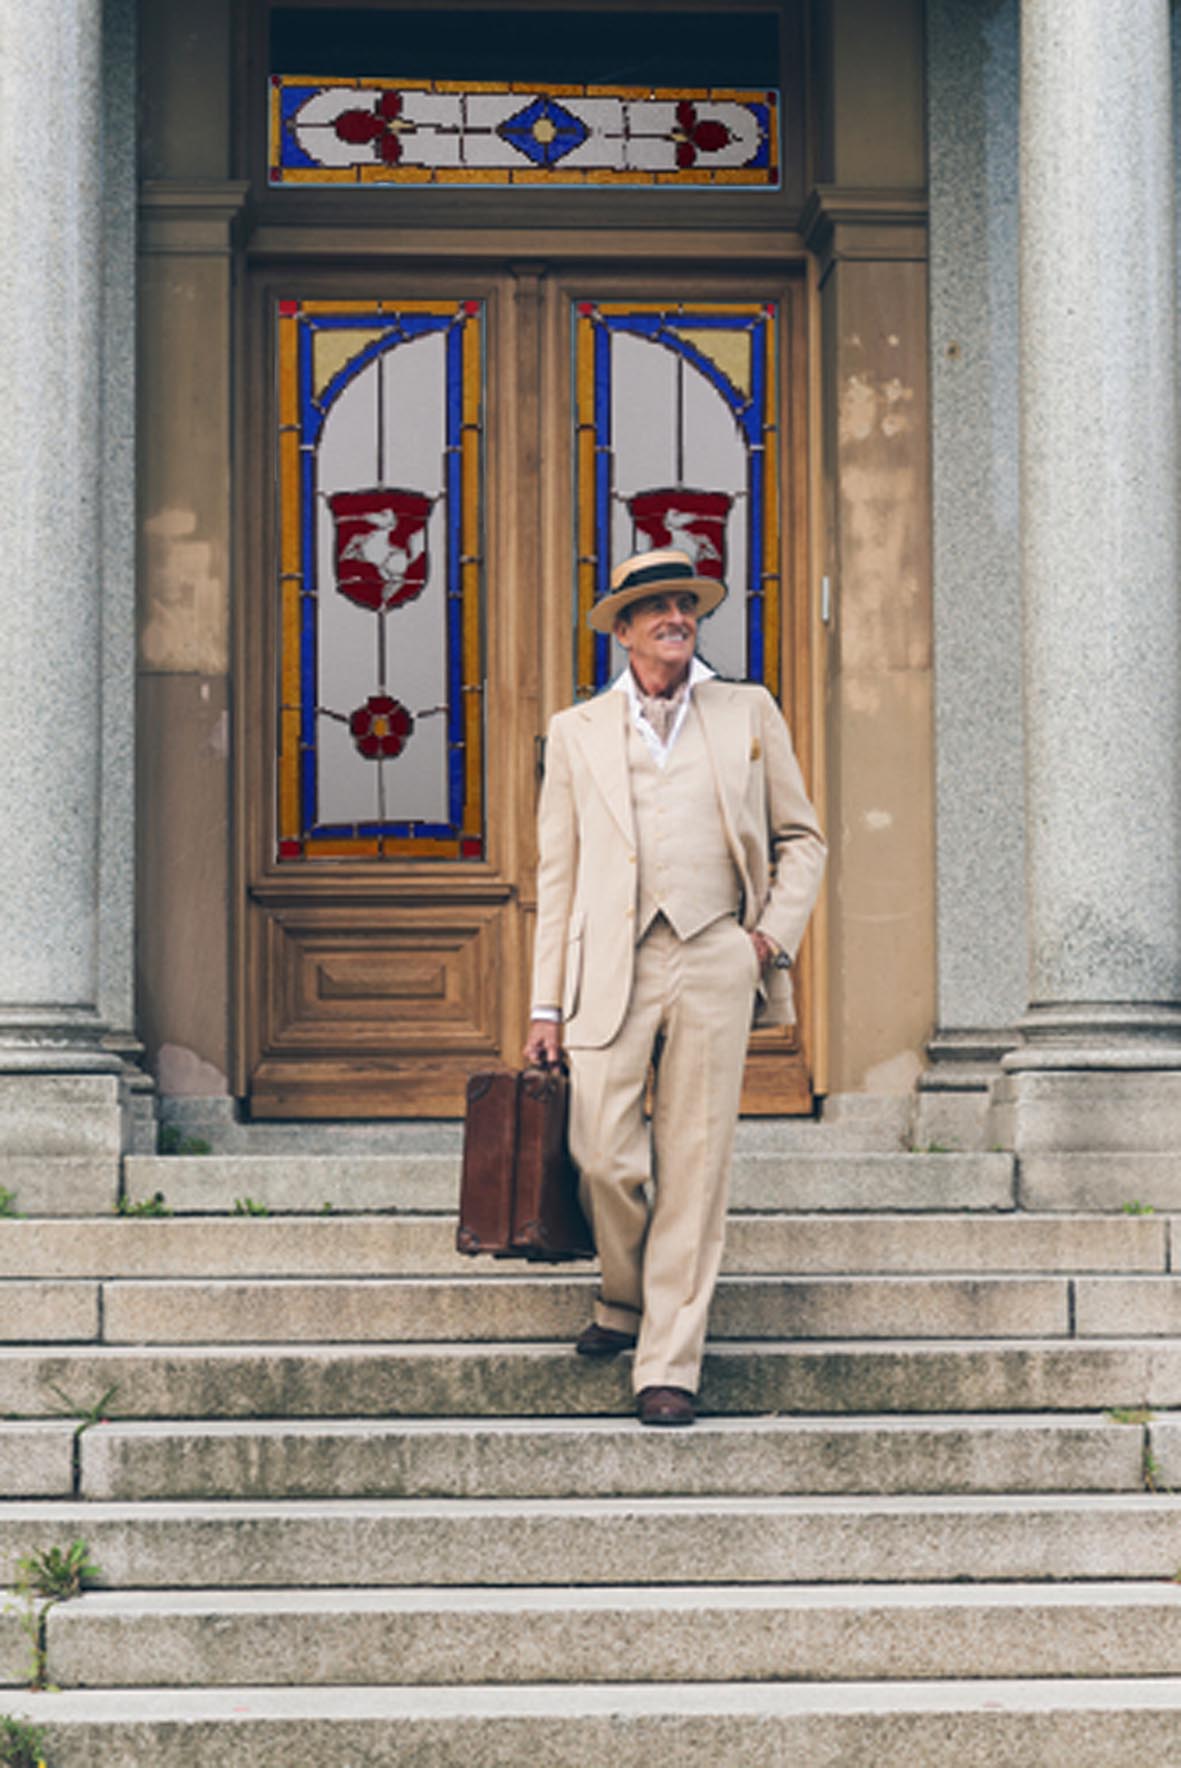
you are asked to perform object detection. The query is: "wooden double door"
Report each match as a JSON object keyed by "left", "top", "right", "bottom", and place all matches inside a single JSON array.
[{"left": 240, "top": 264, "right": 818, "bottom": 1116}]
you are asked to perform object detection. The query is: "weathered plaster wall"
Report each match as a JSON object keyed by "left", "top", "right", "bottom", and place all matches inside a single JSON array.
[
  {"left": 816, "top": 0, "right": 927, "bottom": 188},
  {"left": 136, "top": 0, "right": 234, "bottom": 1095},
  {"left": 823, "top": 262, "right": 935, "bottom": 1094},
  {"left": 814, "top": 0, "right": 936, "bottom": 1095}
]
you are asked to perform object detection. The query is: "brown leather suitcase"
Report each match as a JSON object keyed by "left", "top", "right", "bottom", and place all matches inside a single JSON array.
[{"left": 457, "top": 1066, "right": 594, "bottom": 1261}]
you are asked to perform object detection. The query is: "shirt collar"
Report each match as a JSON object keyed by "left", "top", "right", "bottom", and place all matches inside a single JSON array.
[{"left": 612, "top": 655, "right": 715, "bottom": 705}]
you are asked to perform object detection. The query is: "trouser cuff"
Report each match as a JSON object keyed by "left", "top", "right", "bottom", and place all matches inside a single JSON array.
[
  {"left": 632, "top": 1358, "right": 701, "bottom": 1396},
  {"left": 593, "top": 1297, "right": 642, "bottom": 1335}
]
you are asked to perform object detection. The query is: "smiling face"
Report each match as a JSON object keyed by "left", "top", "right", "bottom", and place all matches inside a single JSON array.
[{"left": 614, "top": 590, "right": 700, "bottom": 692}]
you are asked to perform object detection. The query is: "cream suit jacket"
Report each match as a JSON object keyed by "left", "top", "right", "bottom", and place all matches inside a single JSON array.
[{"left": 531, "top": 676, "right": 827, "bottom": 1050}]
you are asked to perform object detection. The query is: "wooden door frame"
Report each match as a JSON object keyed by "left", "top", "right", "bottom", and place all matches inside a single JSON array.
[{"left": 234, "top": 240, "right": 827, "bottom": 1112}]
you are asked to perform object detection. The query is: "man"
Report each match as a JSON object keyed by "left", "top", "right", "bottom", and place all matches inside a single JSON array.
[{"left": 524, "top": 547, "right": 826, "bottom": 1427}]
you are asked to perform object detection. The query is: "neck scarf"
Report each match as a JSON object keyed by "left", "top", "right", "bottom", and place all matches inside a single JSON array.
[{"left": 636, "top": 676, "right": 688, "bottom": 745}]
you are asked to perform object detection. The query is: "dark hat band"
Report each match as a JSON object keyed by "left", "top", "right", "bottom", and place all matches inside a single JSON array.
[{"left": 615, "top": 559, "right": 695, "bottom": 593}]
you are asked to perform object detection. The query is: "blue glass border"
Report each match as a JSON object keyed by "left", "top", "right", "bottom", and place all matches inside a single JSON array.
[{"left": 293, "top": 304, "right": 479, "bottom": 843}]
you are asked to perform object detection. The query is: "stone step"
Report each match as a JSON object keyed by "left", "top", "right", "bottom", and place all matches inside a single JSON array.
[
  {"left": 154, "top": 1096, "right": 912, "bottom": 1156},
  {"left": 10, "top": 1680, "right": 1181, "bottom": 1767},
  {"left": 2, "top": 1492, "right": 1177, "bottom": 1589},
  {"left": 77, "top": 1412, "right": 1146, "bottom": 1502},
  {"left": 18, "top": 1272, "right": 1181, "bottom": 1347},
  {"left": 40, "top": 1582, "right": 1181, "bottom": 1688},
  {"left": 119, "top": 1151, "right": 1015, "bottom": 1216},
  {"left": 0, "top": 1211, "right": 1162, "bottom": 1278},
  {"left": 97, "top": 1273, "right": 1078, "bottom": 1345},
  {"left": 1, "top": 1339, "right": 1180, "bottom": 1419}
]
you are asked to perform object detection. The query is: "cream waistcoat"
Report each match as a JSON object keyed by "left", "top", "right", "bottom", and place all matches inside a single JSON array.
[{"left": 629, "top": 709, "right": 741, "bottom": 941}]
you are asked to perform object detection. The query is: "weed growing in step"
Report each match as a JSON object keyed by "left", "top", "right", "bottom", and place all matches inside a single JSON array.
[
  {"left": 116, "top": 1192, "right": 171, "bottom": 1217},
  {"left": 0, "top": 1191, "right": 20, "bottom": 1220},
  {"left": 17, "top": 1543, "right": 99, "bottom": 1605},
  {"left": 321, "top": 1201, "right": 335, "bottom": 1214},
  {"left": 157, "top": 1125, "right": 212, "bottom": 1156},
  {"left": 46, "top": 1384, "right": 119, "bottom": 1432},
  {"left": 1144, "top": 1447, "right": 1168, "bottom": 1494},
  {"left": 0, "top": 1714, "right": 48, "bottom": 1766},
  {"left": 6, "top": 1541, "right": 101, "bottom": 1691},
  {"left": 233, "top": 1197, "right": 270, "bottom": 1217},
  {"left": 1106, "top": 1408, "right": 1155, "bottom": 1426},
  {"left": 1122, "top": 1200, "right": 1156, "bottom": 1215}
]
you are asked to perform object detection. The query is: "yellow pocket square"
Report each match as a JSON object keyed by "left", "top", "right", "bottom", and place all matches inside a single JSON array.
[{"left": 750, "top": 740, "right": 762, "bottom": 760}]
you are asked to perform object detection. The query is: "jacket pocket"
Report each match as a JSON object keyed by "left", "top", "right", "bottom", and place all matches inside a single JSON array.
[{"left": 562, "top": 911, "right": 585, "bottom": 1022}]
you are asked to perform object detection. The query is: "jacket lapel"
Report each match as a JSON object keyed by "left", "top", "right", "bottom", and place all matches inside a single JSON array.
[
  {"left": 574, "top": 691, "right": 636, "bottom": 847},
  {"left": 694, "top": 682, "right": 753, "bottom": 897}
]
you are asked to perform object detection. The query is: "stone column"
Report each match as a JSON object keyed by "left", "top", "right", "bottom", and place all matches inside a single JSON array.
[
  {"left": 997, "top": 0, "right": 1181, "bottom": 1198},
  {"left": 916, "top": 0, "right": 1024, "bottom": 1151},
  {"left": 0, "top": 0, "right": 124, "bottom": 1207}
]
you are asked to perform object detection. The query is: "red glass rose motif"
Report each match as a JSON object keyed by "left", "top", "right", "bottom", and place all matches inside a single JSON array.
[
  {"left": 334, "top": 90, "right": 405, "bottom": 164},
  {"left": 349, "top": 694, "right": 414, "bottom": 760},
  {"left": 329, "top": 489, "right": 432, "bottom": 612},
  {"left": 673, "top": 101, "right": 733, "bottom": 169},
  {"left": 629, "top": 489, "right": 733, "bottom": 581}
]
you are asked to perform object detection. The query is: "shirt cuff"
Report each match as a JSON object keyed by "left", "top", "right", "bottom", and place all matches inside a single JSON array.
[{"left": 530, "top": 1006, "right": 561, "bottom": 1022}]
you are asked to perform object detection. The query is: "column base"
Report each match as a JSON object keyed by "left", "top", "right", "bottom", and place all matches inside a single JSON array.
[
  {"left": 102, "top": 1031, "right": 159, "bottom": 1155},
  {"left": 993, "top": 1006, "right": 1181, "bottom": 1209},
  {"left": 913, "top": 1029, "right": 1018, "bottom": 1150},
  {"left": 0, "top": 1023, "right": 126, "bottom": 1212}
]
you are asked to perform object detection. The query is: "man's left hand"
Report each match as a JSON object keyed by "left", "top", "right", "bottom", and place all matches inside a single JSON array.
[{"left": 749, "top": 929, "right": 776, "bottom": 970}]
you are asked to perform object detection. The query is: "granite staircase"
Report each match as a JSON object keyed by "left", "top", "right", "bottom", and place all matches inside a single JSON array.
[{"left": 0, "top": 1125, "right": 1180, "bottom": 1763}]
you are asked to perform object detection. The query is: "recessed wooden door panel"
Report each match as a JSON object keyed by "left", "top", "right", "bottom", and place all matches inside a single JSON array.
[{"left": 263, "top": 905, "right": 503, "bottom": 1051}]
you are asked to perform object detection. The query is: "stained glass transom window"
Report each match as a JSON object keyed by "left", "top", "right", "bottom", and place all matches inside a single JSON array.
[
  {"left": 270, "top": 79, "right": 778, "bottom": 188},
  {"left": 275, "top": 299, "right": 485, "bottom": 862},
  {"left": 574, "top": 300, "right": 780, "bottom": 699}
]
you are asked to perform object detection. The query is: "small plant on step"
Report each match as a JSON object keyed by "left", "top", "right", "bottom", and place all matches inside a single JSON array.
[
  {"left": 6, "top": 1541, "right": 101, "bottom": 1693},
  {"left": 18, "top": 1542, "right": 99, "bottom": 1605},
  {"left": 233, "top": 1197, "right": 270, "bottom": 1217},
  {"left": 46, "top": 1384, "right": 119, "bottom": 1432},
  {"left": 116, "top": 1191, "right": 171, "bottom": 1217},
  {"left": 1107, "top": 1407, "right": 1155, "bottom": 1426},
  {"left": 1144, "top": 1446, "right": 1167, "bottom": 1493},
  {"left": 0, "top": 1714, "right": 48, "bottom": 1767},
  {"left": 157, "top": 1125, "right": 211, "bottom": 1156},
  {"left": 0, "top": 1191, "right": 21, "bottom": 1221},
  {"left": 1122, "top": 1200, "right": 1156, "bottom": 1215}
]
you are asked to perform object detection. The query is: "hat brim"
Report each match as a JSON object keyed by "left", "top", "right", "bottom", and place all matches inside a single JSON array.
[{"left": 587, "top": 573, "right": 726, "bottom": 634}]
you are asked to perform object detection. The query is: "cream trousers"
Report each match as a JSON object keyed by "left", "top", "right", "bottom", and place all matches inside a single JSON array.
[{"left": 567, "top": 913, "right": 759, "bottom": 1394}]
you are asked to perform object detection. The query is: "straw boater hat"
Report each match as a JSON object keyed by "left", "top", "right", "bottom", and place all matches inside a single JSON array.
[{"left": 587, "top": 547, "right": 727, "bottom": 634}]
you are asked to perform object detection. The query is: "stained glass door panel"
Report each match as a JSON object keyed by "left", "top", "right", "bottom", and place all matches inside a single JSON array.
[
  {"left": 574, "top": 300, "right": 779, "bottom": 701},
  {"left": 276, "top": 299, "right": 484, "bottom": 860}
]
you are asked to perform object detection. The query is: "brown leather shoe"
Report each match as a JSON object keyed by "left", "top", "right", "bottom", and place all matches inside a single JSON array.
[
  {"left": 636, "top": 1385, "right": 696, "bottom": 1427},
  {"left": 575, "top": 1321, "right": 637, "bottom": 1358}
]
